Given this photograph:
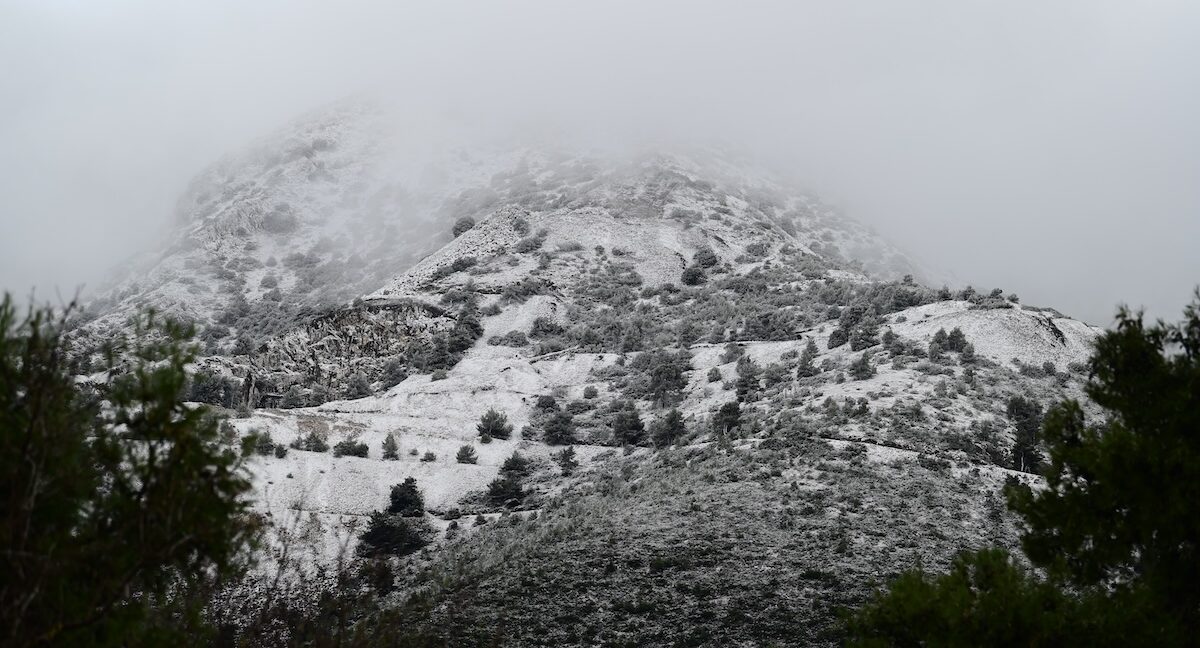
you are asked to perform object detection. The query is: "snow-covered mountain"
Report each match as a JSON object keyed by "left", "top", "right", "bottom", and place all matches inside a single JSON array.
[{"left": 80, "top": 100, "right": 1105, "bottom": 646}]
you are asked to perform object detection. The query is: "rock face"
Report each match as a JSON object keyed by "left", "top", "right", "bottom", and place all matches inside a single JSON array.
[{"left": 83, "top": 101, "right": 1105, "bottom": 646}]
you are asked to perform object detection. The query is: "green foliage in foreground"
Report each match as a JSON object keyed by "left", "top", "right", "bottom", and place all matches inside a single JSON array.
[
  {"left": 0, "top": 297, "right": 257, "bottom": 647},
  {"left": 847, "top": 296, "right": 1200, "bottom": 646}
]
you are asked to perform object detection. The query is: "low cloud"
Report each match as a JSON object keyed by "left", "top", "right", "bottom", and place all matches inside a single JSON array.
[{"left": 2, "top": 1, "right": 1197, "bottom": 324}]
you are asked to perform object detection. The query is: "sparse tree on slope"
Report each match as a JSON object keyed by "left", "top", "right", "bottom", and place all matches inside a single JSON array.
[
  {"left": 1006, "top": 395, "right": 1044, "bottom": 473},
  {"left": 849, "top": 352, "right": 875, "bottom": 380},
  {"left": 554, "top": 446, "right": 579, "bottom": 476},
  {"left": 455, "top": 444, "right": 478, "bottom": 464},
  {"left": 652, "top": 409, "right": 687, "bottom": 448},
  {"left": 712, "top": 401, "right": 741, "bottom": 437},
  {"left": 381, "top": 432, "right": 399, "bottom": 460},
  {"left": 477, "top": 408, "right": 513, "bottom": 440},
  {"left": 543, "top": 410, "right": 576, "bottom": 445},
  {"left": 388, "top": 477, "right": 424, "bottom": 517},
  {"left": 611, "top": 407, "right": 646, "bottom": 446}
]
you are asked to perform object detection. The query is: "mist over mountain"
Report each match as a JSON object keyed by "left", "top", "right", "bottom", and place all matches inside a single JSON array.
[
  {"left": 3, "top": 2, "right": 1199, "bottom": 324},
  {"left": 1, "top": 3, "right": 1198, "bottom": 646}
]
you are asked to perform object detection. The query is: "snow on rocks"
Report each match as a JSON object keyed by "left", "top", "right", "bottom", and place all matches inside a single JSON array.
[{"left": 886, "top": 301, "right": 1101, "bottom": 369}]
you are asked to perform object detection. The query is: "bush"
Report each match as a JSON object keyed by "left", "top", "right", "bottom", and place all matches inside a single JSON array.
[
  {"left": 420, "top": 451, "right": 437, "bottom": 462},
  {"left": 456, "top": 445, "right": 478, "bottom": 464},
  {"left": 529, "top": 316, "right": 565, "bottom": 338},
  {"left": 744, "top": 241, "right": 769, "bottom": 257},
  {"left": 583, "top": 385, "right": 599, "bottom": 399},
  {"left": 827, "top": 327, "right": 849, "bottom": 349},
  {"left": 681, "top": 266, "right": 707, "bottom": 286},
  {"left": 332, "top": 440, "right": 369, "bottom": 458},
  {"left": 693, "top": 247, "right": 719, "bottom": 268},
  {"left": 487, "top": 330, "right": 528, "bottom": 347},
  {"left": 514, "top": 235, "right": 545, "bottom": 253},
  {"left": 452, "top": 216, "right": 476, "bottom": 237},
  {"left": 707, "top": 367, "right": 722, "bottom": 382}
]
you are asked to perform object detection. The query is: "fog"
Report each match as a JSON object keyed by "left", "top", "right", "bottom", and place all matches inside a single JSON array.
[{"left": 2, "top": 1, "right": 1198, "bottom": 326}]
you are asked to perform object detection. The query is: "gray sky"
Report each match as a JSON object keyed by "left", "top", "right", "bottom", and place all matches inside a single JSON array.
[{"left": 1, "top": 1, "right": 1197, "bottom": 326}]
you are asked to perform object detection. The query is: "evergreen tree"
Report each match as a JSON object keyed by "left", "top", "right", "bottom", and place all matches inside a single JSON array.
[
  {"left": 332, "top": 440, "right": 369, "bottom": 458},
  {"left": 796, "top": 337, "right": 819, "bottom": 378},
  {"left": 455, "top": 444, "right": 478, "bottom": 464},
  {"left": 291, "top": 430, "right": 329, "bottom": 453},
  {"left": 827, "top": 327, "right": 849, "bottom": 349},
  {"left": 652, "top": 409, "right": 687, "bottom": 447},
  {"left": 381, "top": 432, "right": 399, "bottom": 460},
  {"left": 477, "top": 408, "right": 513, "bottom": 440},
  {"left": 648, "top": 356, "right": 688, "bottom": 406},
  {"left": 847, "top": 297, "right": 1200, "bottom": 645},
  {"left": 849, "top": 315, "right": 881, "bottom": 351},
  {"left": 448, "top": 300, "right": 483, "bottom": 354},
  {"left": 280, "top": 384, "right": 306, "bottom": 409},
  {"left": 1006, "top": 395, "right": 1044, "bottom": 473},
  {"left": 928, "top": 339, "right": 945, "bottom": 362},
  {"left": 488, "top": 452, "right": 530, "bottom": 507},
  {"left": 849, "top": 352, "right": 875, "bottom": 380},
  {"left": 1008, "top": 298, "right": 1200, "bottom": 633},
  {"left": 734, "top": 356, "right": 760, "bottom": 401},
  {"left": 946, "top": 327, "right": 968, "bottom": 352},
  {"left": 426, "top": 333, "right": 451, "bottom": 370},
  {"left": 387, "top": 477, "right": 424, "bottom": 517},
  {"left": 932, "top": 328, "right": 949, "bottom": 347},
  {"left": 487, "top": 474, "right": 524, "bottom": 507},
  {"left": 961, "top": 343, "right": 977, "bottom": 364},
  {"left": 500, "top": 452, "right": 532, "bottom": 478},
  {"left": 554, "top": 446, "right": 579, "bottom": 476},
  {"left": 542, "top": 410, "right": 576, "bottom": 445},
  {"left": 712, "top": 401, "right": 741, "bottom": 436},
  {"left": 357, "top": 513, "right": 431, "bottom": 558},
  {"left": 344, "top": 373, "right": 370, "bottom": 399},
  {"left": 0, "top": 299, "right": 257, "bottom": 645},
  {"left": 611, "top": 407, "right": 645, "bottom": 446}
]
